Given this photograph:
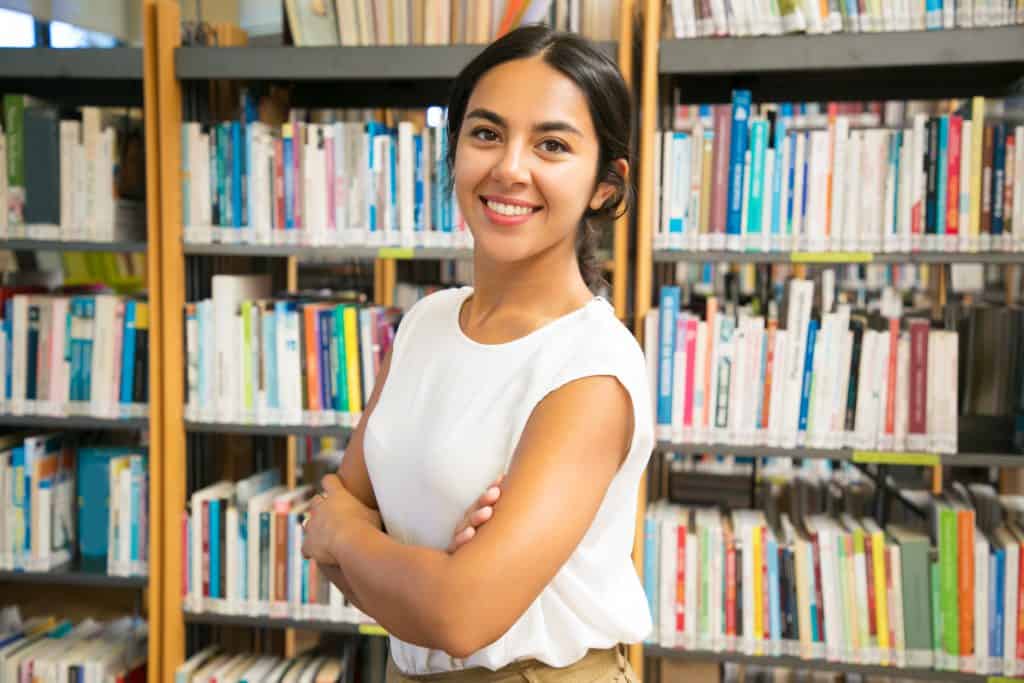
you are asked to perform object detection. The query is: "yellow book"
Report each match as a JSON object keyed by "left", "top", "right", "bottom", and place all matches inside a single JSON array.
[
  {"left": 969, "top": 97, "right": 986, "bottom": 244},
  {"left": 752, "top": 524, "right": 763, "bottom": 655},
  {"left": 870, "top": 527, "right": 891, "bottom": 664},
  {"left": 343, "top": 306, "right": 362, "bottom": 418}
]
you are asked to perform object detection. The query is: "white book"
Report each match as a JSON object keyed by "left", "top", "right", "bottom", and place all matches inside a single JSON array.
[
  {"left": 842, "top": 131, "right": 863, "bottom": 250},
  {"left": 709, "top": 511, "right": 725, "bottom": 652},
  {"left": 805, "top": 313, "right": 830, "bottom": 448},
  {"left": 658, "top": 509, "right": 678, "bottom": 647},
  {"left": 670, "top": 316, "right": 687, "bottom": 443},
  {"left": 224, "top": 505, "right": 238, "bottom": 612},
  {"left": 781, "top": 279, "right": 813, "bottom": 448},
  {"left": 829, "top": 324, "right": 852, "bottom": 449},
  {"left": 689, "top": 125, "right": 704, "bottom": 251},
  {"left": 658, "top": 131, "right": 672, "bottom": 250},
  {"left": 398, "top": 122, "right": 415, "bottom": 247},
  {"left": 930, "top": 330, "right": 958, "bottom": 453},
  {"left": 791, "top": 133, "right": 807, "bottom": 249},
  {"left": 692, "top": 321, "right": 709, "bottom": 443},
  {"left": 670, "top": 133, "right": 691, "bottom": 250},
  {"left": 760, "top": 147, "right": 775, "bottom": 252},
  {"left": 975, "top": 532, "right": 989, "bottom": 675},
  {"left": 10, "top": 296, "right": 27, "bottom": 416},
  {"left": 830, "top": 117, "right": 849, "bottom": 250},
  {"left": 738, "top": 149, "right": 752, "bottom": 250},
  {"left": 212, "top": 275, "right": 271, "bottom": 423},
  {"left": 47, "top": 298, "right": 69, "bottom": 416},
  {"left": 59, "top": 121, "right": 79, "bottom": 235},
  {"left": 898, "top": 129, "right": 914, "bottom": 252},
  {"left": 767, "top": 329, "right": 788, "bottom": 447},
  {"left": 883, "top": 133, "right": 899, "bottom": 252},
  {"left": 683, "top": 510, "right": 698, "bottom": 649},
  {"left": 852, "top": 330, "right": 877, "bottom": 449}
]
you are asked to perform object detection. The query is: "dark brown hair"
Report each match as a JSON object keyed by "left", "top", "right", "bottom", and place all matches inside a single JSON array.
[{"left": 446, "top": 24, "right": 634, "bottom": 292}]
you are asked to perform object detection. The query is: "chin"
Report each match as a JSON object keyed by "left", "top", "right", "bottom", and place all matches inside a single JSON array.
[{"left": 469, "top": 228, "right": 542, "bottom": 265}]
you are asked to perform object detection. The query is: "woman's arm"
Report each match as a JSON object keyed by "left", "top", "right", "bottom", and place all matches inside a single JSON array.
[{"left": 323, "top": 374, "right": 634, "bottom": 658}]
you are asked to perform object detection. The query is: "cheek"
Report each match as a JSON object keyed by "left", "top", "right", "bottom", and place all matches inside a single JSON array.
[{"left": 453, "top": 147, "right": 490, "bottom": 196}]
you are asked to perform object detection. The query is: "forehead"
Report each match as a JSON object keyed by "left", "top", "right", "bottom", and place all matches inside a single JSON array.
[{"left": 465, "top": 56, "right": 595, "bottom": 135}]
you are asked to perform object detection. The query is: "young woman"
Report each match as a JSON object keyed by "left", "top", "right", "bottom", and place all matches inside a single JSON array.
[{"left": 300, "top": 25, "right": 653, "bottom": 682}]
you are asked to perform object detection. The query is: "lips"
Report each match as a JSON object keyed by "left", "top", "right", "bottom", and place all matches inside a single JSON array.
[{"left": 479, "top": 195, "right": 542, "bottom": 227}]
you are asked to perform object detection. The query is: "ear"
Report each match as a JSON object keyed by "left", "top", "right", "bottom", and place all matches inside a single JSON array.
[{"left": 589, "top": 158, "right": 629, "bottom": 212}]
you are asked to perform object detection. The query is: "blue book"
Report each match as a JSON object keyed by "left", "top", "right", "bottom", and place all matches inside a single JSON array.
[
  {"left": 890, "top": 131, "right": 903, "bottom": 243},
  {"left": 656, "top": 286, "right": 680, "bottom": 431},
  {"left": 925, "top": 0, "right": 942, "bottom": 28},
  {"left": 263, "top": 305, "right": 278, "bottom": 414},
  {"left": 231, "top": 121, "right": 243, "bottom": 228},
  {"left": 25, "top": 303, "right": 39, "bottom": 402},
  {"left": 413, "top": 134, "right": 425, "bottom": 232},
  {"left": 785, "top": 131, "right": 798, "bottom": 239},
  {"left": 238, "top": 510, "right": 247, "bottom": 603},
  {"left": 992, "top": 123, "right": 1007, "bottom": 237},
  {"left": 807, "top": 542, "right": 820, "bottom": 644},
  {"left": 439, "top": 128, "right": 451, "bottom": 233},
  {"left": 389, "top": 129, "right": 398, "bottom": 233},
  {"left": 246, "top": 123, "right": 256, "bottom": 228},
  {"left": 4, "top": 300, "right": 12, "bottom": 402},
  {"left": 120, "top": 300, "right": 137, "bottom": 409},
  {"left": 366, "top": 122, "right": 388, "bottom": 235},
  {"left": 10, "top": 446, "right": 26, "bottom": 567},
  {"left": 767, "top": 532, "right": 782, "bottom": 646},
  {"left": 219, "top": 124, "right": 231, "bottom": 227},
  {"left": 643, "top": 514, "right": 659, "bottom": 639},
  {"left": 725, "top": 89, "right": 752, "bottom": 239},
  {"left": 129, "top": 455, "right": 144, "bottom": 566},
  {"left": 317, "top": 308, "right": 335, "bottom": 415},
  {"left": 301, "top": 557, "right": 309, "bottom": 605},
  {"left": 209, "top": 498, "right": 221, "bottom": 599},
  {"left": 258, "top": 511, "right": 271, "bottom": 601},
  {"left": 209, "top": 127, "right": 219, "bottom": 225},
  {"left": 283, "top": 129, "right": 295, "bottom": 230},
  {"left": 797, "top": 319, "right": 819, "bottom": 436},
  {"left": 747, "top": 119, "right": 769, "bottom": 247},
  {"left": 770, "top": 105, "right": 791, "bottom": 243},
  {"left": 936, "top": 116, "right": 949, "bottom": 239},
  {"left": 81, "top": 297, "right": 95, "bottom": 403}
]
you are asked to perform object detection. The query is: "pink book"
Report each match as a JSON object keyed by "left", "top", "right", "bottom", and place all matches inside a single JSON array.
[
  {"left": 710, "top": 106, "right": 732, "bottom": 237},
  {"left": 293, "top": 120, "right": 303, "bottom": 231},
  {"left": 683, "top": 316, "right": 698, "bottom": 431}
]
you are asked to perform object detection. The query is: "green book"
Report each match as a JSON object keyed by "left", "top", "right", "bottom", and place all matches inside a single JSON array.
[
  {"left": 334, "top": 305, "right": 349, "bottom": 414},
  {"left": 888, "top": 525, "right": 934, "bottom": 668},
  {"left": 3, "top": 94, "right": 26, "bottom": 225},
  {"left": 939, "top": 504, "right": 960, "bottom": 666},
  {"left": 930, "top": 558, "right": 944, "bottom": 668}
]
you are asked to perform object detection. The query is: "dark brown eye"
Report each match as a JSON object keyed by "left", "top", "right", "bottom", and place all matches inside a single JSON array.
[
  {"left": 471, "top": 127, "right": 499, "bottom": 142},
  {"left": 539, "top": 139, "right": 568, "bottom": 154}
]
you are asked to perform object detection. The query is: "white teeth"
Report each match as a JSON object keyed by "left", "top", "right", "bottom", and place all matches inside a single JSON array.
[{"left": 486, "top": 200, "right": 534, "bottom": 217}]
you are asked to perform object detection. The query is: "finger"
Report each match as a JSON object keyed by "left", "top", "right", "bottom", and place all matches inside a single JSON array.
[
  {"left": 475, "top": 486, "right": 501, "bottom": 509},
  {"left": 468, "top": 505, "right": 493, "bottom": 527},
  {"left": 321, "top": 473, "right": 343, "bottom": 493},
  {"left": 451, "top": 525, "right": 475, "bottom": 550}
]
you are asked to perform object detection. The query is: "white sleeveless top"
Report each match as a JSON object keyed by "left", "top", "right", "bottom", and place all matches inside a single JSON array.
[{"left": 363, "top": 286, "right": 654, "bottom": 674}]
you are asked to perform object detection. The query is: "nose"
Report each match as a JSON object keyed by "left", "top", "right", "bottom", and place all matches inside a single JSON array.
[{"left": 489, "top": 140, "right": 531, "bottom": 187}]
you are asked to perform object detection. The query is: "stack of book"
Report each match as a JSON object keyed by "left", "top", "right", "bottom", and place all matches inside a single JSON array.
[
  {"left": 663, "top": 0, "right": 1023, "bottom": 38},
  {"left": 176, "top": 642, "right": 355, "bottom": 683},
  {"left": 645, "top": 281, "right": 959, "bottom": 454},
  {"left": 181, "top": 108, "right": 473, "bottom": 250},
  {"left": 185, "top": 274, "right": 398, "bottom": 428},
  {"left": 0, "top": 609, "right": 147, "bottom": 682},
  {"left": 654, "top": 95, "right": 1023, "bottom": 254},
  {"left": 183, "top": 467, "right": 370, "bottom": 627},
  {"left": 644, "top": 471, "right": 1024, "bottom": 677},
  {"left": 285, "top": 0, "right": 620, "bottom": 46},
  {"left": 2, "top": 94, "right": 147, "bottom": 242},
  {"left": 0, "top": 291, "right": 150, "bottom": 419},
  {"left": 0, "top": 435, "right": 148, "bottom": 577}
]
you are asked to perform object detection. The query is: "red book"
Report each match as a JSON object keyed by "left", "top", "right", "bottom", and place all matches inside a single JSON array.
[
  {"left": 761, "top": 319, "right": 777, "bottom": 431},
  {"left": 1006, "top": 135, "right": 1016, "bottom": 237},
  {"left": 273, "top": 138, "right": 285, "bottom": 231},
  {"left": 293, "top": 121, "right": 303, "bottom": 230},
  {"left": 884, "top": 318, "right": 900, "bottom": 439},
  {"left": 982, "top": 124, "right": 995, "bottom": 237},
  {"left": 811, "top": 534, "right": 826, "bottom": 645},
  {"left": 710, "top": 105, "right": 732, "bottom": 236},
  {"left": 202, "top": 500, "right": 210, "bottom": 598},
  {"left": 908, "top": 320, "right": 930, "bottom": 441},
  {"left": 947, "top": 116, "right": 962, "bottom": 237},
  {"left": 864, "top": 528, "right": 877, "bottom": 638}
]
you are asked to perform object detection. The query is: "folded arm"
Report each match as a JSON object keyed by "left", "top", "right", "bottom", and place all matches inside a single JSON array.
[{"left": 326, "top": 374, "right": 633, "bottom": 658}]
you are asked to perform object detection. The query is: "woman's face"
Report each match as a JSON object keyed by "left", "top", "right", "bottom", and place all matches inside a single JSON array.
[{"left": 453, "top": 56, "right": 616, "bottom": 266}]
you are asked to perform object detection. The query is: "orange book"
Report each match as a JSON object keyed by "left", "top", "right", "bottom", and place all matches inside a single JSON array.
[
  {"left": 884, "top": 318, "right": 899, "bottom": 439},
  {"left": 303, "top": 305, "right": 322, "bottom": 413},
  {"left": 496, "top": 0, "right": 529, "bottom": 37},
  {"left": 761, "top": 318, "right": 777, "bottom": 430},
  {"left": 957, "top": 507, "right": 974, "bottom": 663},
  {"left": 825, "top": 102, "right": 838, "bottom": 239}
]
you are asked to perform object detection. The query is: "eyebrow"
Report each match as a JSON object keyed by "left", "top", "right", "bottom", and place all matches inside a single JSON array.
[{"left": 465, "top": 108, "right": 584, "bottom": 138}]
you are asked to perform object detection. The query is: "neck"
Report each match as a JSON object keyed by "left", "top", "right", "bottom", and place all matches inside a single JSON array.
[{"left": 468, "top": 240, "right": 593, "bottom": 320}]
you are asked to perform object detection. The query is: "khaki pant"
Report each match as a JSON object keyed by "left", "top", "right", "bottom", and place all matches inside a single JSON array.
[{"left": 386, "top": 645, "right": 638, "bottom": 683}]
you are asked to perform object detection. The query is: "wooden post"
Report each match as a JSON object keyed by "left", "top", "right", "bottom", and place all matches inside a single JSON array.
[
  {"left": 612, "top": 0, "right": 635, "bottom": 322},
  {"left": 154, "top": 0, "right": 185, "bottom": 674},
  {"left": 629, "top": 0, "right": 661, "bottom": 675},
  {"left": 141, "top": 1, "right": 164, "bottom": 679}
]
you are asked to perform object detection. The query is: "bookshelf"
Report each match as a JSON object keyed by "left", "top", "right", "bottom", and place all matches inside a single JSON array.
[
  {"left": 151, "top": 1, "right": 637, "bottom": 678},
  {"left": 0, "top": 24, "right": 158, "bottom": 683},
  {"left": 0, "top": 564, "right": 148, "bottom": 589},
  {"left": 635, "top": 0, "right": 1024, "bottom": 680},
  {"left": 643, "top": 646, "right": 993, "bottom": 683}
]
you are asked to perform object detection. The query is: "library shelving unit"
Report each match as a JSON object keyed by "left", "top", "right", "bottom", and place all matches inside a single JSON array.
[
  {"left": 633, "top": 0, "right": 1024, "bottom": 678},
  {"left": 148, "top": 1, "right": 637, "bottom": 678},
  {"left": 0, "top": 37, "right": 160, "bottom": 682}
]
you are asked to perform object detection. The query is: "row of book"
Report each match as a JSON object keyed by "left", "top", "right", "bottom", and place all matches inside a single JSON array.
[
  {"left": 286, "top": 0, "right": 619, "bottom": 47},
  {"left": 644, "top": 471, "right": 1024, "bottom": 676},
  {"left": 2, "top": 95, "right": 146, "bottom": 242},
  {"left": 181, "top": 110, "right": 473, "bottom": 249},
  {"left": 654, "top": 95, "right": 1024, "bottom": 254},
  {"left": 644, "top": 281, "right": 960, "bottom": 453},
  {"left": 185, "top": 274, "right": 398, "bottom": 426},
  {"left": 0, "top": 292, "right": 150, "bottom": 419},
  {"left": 664, "top": 0, "right": 1024, "bottom": 38},
  {"left": 0, "top": 435, "right": 149, "bottom": 577},
  {"left": 0, "top": 609, "right": 147, "bottom": 683},
  {"left": 176, "top": 642, "right": 355, "bottom": 683},
  {"left": 182, "top": 466, "right": 370, "bottom": 626}
]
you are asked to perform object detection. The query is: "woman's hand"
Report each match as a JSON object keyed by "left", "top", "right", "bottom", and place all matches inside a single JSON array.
[
  {"left": 447, "top": 475, "right": 503, "bottom": 553},
  {"left": 301, "top": 473, "right": 382, "bottom": 566}
]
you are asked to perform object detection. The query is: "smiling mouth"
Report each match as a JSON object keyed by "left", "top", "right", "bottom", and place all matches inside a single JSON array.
[{"left": 480, "top": 196, "right": 543, "bottom": 217}]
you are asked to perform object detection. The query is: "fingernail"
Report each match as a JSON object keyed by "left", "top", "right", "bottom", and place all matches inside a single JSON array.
[
  {"left": 488, "top": 486, "right": 500, "bottom": 497},
  {"left": 463, "top": 527, "right": 475, "bottom": 539}
]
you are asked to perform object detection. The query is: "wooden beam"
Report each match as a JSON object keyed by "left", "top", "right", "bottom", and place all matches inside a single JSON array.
[
  {"left": 612, "top": 0, "right": 635, "bottom": 322},
  {"left": 141, "top": 1, "right": 163, "bottom": 680},
  {"left": 154, "top": 0, "right": 185, "bottom": 673}
]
